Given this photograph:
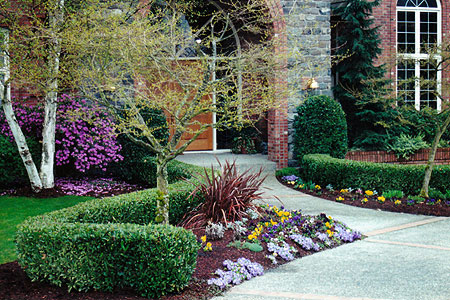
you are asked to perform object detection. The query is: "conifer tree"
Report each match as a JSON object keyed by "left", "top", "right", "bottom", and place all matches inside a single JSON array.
[{"left": 333, "top": 0, "right": 390, "bottom": 148}]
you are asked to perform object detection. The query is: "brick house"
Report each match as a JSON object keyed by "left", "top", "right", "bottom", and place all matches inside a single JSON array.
[{"left": 5, "top": 0, "right": 447, "bottom": 169}]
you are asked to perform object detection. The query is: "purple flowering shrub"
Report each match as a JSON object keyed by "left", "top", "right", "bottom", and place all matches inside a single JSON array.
[
  {"left": 207, "top": 258, "right": 264, "bottom": 289},
  {"left": 0, "top": 95, "right": 122, "bottom": 173}
]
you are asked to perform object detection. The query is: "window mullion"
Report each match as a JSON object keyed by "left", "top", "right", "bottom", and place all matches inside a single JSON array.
[{"left": 415, "top": 59, "right": 421, "bottom": 110}]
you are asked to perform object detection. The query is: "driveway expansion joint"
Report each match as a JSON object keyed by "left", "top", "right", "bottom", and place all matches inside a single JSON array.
[
  {"left": 229, "top": 289, "right": 394, "bottom": 300},
  {"left": 363, "top": 217, "right": 448, "bottom": 237}
]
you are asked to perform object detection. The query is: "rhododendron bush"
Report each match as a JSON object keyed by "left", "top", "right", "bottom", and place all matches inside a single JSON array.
[{"left": 0, "top": 95, "right": 122, "bottom": 172}]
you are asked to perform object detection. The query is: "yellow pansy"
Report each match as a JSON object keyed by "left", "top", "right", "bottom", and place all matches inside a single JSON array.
[
  {"left": 204, "top": 242, "right": 212, "bottom": 251},
  {"left": 327, "top": 230, "right": 334, "bottom": 237},
  {"left": 325, "top": 222, "right": 331, "bottom": 228},
  {"left": 365, "top": 190, "right": 374, "bottom": 196},
  {"left": 200, "top": 235, "right": 206, "bottom": 243}
]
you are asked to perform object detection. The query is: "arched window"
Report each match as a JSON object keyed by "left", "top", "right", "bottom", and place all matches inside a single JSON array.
[{"left": 397, "top": 0, "right": 441, "bottom": 110}]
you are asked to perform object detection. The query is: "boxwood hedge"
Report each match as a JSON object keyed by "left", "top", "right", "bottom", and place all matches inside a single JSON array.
[
  {"left": 16, "top": 165, "right": 205, "bottom": 298},
  {"left": 302, "top": 154, "right": 450, "bottom": 194}
]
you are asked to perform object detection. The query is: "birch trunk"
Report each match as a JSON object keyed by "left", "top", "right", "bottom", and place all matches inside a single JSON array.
[
  {"left": 1, "top": 82, "right": 43, "bottom": 192},
  {"left": 419, "top": 113, "right": 450, "bottom": 198},
  {"left": 40, "top": 0, "right": 65, "bottom": 189}
]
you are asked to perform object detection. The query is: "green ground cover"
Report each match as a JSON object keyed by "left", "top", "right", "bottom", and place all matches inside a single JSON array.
[{"left": 0, "top": 195, "right": 93, "bottom": 264}]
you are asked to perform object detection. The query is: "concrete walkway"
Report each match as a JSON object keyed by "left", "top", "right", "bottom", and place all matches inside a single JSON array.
[
  {"left": 176, "top": 154, "right": 450, "bottom": 300},
  {"left": 212, "top": 175, "right": 450, "bottom": 300}
]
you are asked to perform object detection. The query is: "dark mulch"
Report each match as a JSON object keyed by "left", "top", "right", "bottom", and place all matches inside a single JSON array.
[
  {"left": 0, "top": 229, "right": 313, "bottom": 300},
  {"left": 277, "top": 177, "right": 450, "bottom": 217}
]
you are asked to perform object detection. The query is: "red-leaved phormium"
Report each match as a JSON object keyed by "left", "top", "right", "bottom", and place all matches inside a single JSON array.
[{"left": 181, "top": 160, "right": 266, "bottom": 229}]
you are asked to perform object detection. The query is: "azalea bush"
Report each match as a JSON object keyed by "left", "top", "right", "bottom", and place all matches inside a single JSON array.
[{"left": 0, "top": 95, "right": 122, "bottom": 176}]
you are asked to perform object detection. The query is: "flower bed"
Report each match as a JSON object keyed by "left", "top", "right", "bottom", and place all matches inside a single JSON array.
[{"left": 278, "top": 174, "right": 450, "bottom": 217}]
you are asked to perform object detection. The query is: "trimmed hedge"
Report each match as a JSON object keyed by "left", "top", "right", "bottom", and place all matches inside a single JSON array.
[
  {"left": 302, "top": 154, "right": 450, "bottom": 194},
  {"left": 16, "top": 168, "right": 204, "bottom": 298}
]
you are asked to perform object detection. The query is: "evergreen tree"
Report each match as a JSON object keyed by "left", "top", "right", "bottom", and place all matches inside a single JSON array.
[{"left": 333, "top": 0, "right": 391, "bottom": 148}]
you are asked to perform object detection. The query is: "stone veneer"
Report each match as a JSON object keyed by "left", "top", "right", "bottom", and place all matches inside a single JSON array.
[{"left": 282, "top": 0, "right": 333, "bottom": 165}]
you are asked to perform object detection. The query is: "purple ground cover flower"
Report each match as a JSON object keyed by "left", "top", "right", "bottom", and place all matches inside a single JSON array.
[
  {"left": 281, "top": 175, "right": 298, "bottom": 182},
  {"left": 289, "top": 234, "right": 320, "bottom": 251},
  {"left": 267, "top": 239, "right": 296, "bottom": 261},
  {"left": 316, "top": 232, "right": 331, "bottom": 246},
  {"left": 55, "top": 177, "right": 143, "bottom": 197},
  {"left": 334, "top": 225, "right": 361, "bottom": 242},
  {"left": 207, "top": 258, "right": 264, "bottom": 289}
]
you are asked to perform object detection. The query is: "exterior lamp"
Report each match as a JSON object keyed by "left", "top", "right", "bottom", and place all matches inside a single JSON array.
[{"left": 305, "top": 78, "right": 319, "bottom": 90}]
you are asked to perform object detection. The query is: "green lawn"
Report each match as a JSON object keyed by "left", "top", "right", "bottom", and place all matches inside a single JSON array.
[{"left": 0, "top": 195, "right": 93, "bottom": 264}]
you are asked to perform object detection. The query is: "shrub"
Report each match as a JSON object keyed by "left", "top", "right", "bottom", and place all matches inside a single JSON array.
[
  {"left": 16, "top": 180, "right": 202, "bottom": 298},
  {"left": 428, "top": 188, "right": 445, "bottom": 200},
  {"left": 293, "top": 95, "right": 348, "bottom": 161},
  {"left": 181, "top": 160, "right": 266, "bottom": 228},
  {"left": 110, "top": 156, "right": 192, "bottom": 186},
  {"left": 0, "top": 135, "right": 41, "bottom": 187},
  {"left": 387, "top": 133, "right": 429, "bottom": 159},
  {"left": 0, "top": 95, "right": 122, "bottom": 174},
  {"left": 301, "top": 154, "right": 450, "bottom": 195},
  {"left": 275, "top": 167, "right": 301, "bottom": 178},
  {"left": 382, "top": 190, "right": 404, "bottom": 199}
]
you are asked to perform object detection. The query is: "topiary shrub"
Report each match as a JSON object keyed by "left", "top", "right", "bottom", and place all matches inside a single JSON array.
[
  {"left": 293, "top": 95, "right": 348, "bottom": 162},
  {"left": 16, "top": 179, "right": 202, "bottom": 298},
  {"left": 301, "top": 154, "right": 450, "bottom": 194}
]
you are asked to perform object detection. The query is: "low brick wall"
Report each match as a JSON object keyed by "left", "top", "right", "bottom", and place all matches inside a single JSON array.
[{"left": 345, "top": 148, "right": 450, "bottom": 165}]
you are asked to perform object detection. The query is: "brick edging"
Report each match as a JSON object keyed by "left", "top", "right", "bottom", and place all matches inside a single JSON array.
[{"left": 345, "top": 148, "right": 450, "bottom": 165}]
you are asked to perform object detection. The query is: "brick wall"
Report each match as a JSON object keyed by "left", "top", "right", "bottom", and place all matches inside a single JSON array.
[{"left": 346, "top": 148, "right": 450, "bottom": 165}]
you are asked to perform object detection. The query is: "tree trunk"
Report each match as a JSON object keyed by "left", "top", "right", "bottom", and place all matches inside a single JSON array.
[
  {"left": 1, "top": 82, "right": 43, "bottom": 192},
  {"left": 155, "top": 155, "right": 170, "bottom": 224},
  {"left": 40, "top": 0, "right": 64, "bottom": 189},
  {"left": 419, "top": 113, "right": 450, "bottom": 198}
]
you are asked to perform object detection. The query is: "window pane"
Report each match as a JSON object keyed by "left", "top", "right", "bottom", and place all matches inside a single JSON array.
[
  {"left": 398, "top": 11, "right": 415, "bottom": 54},
  {"left": 419, "top": 61, "right": 437, "bottom": 109},
  {"left": 397, "top": 60, "right": 416, "bottom": 104},
  {"left": 420, "top": 12, "right": 438, "bottom": 53}
]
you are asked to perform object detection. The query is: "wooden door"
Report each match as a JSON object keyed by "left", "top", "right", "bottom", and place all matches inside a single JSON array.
[{"left": 180, "top": 112, "right": 213, "bottom": 151}]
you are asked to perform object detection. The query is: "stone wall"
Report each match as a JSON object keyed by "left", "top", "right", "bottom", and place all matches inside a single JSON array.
[{"left": 281, "top": 0, "right": 332, "bottom": 163}]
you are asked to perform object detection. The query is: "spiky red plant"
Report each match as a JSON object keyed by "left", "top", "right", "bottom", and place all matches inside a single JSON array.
[{"left": 180, "top": 160, "right": 266, "bottom": 229}]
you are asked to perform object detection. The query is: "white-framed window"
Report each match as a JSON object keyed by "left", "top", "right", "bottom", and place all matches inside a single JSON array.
[{"left": 396, "top": 0, "right": 441, "bottom": 110}]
